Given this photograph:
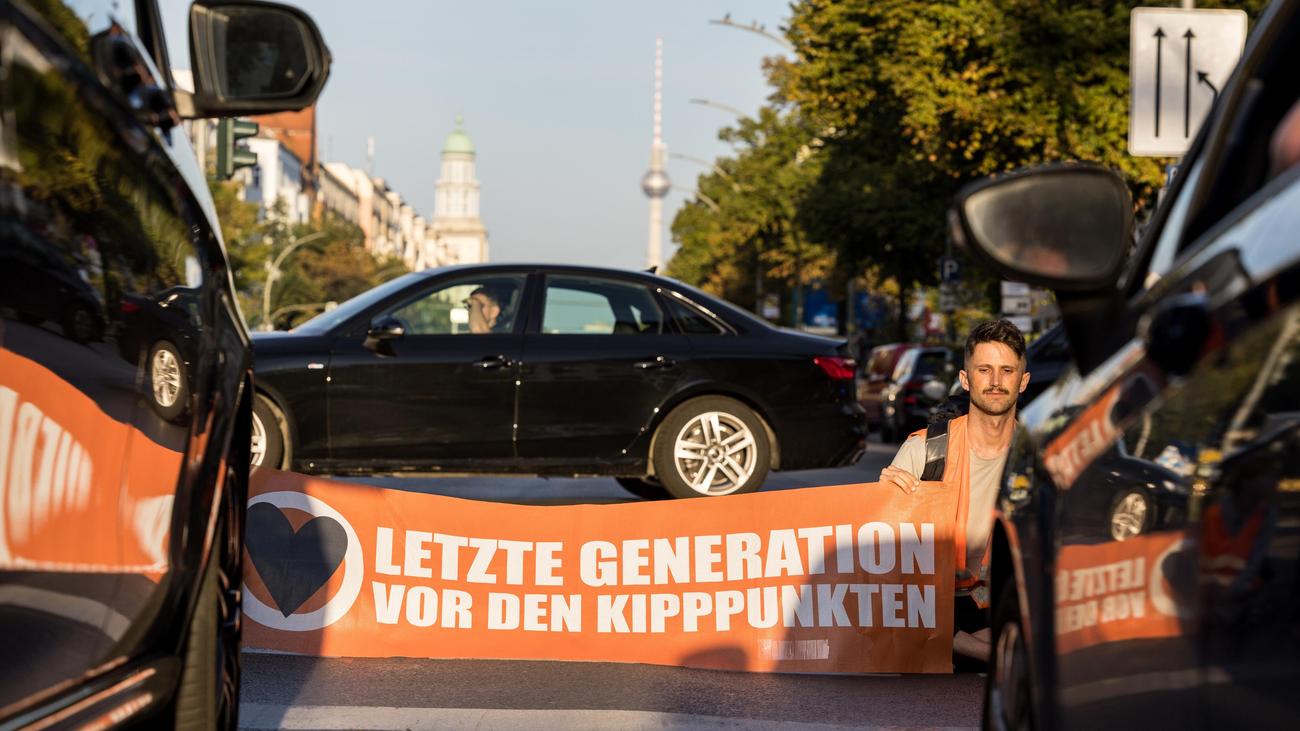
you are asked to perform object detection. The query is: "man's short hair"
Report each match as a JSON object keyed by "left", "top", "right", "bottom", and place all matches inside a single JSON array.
[
  {"left": 965, "top": 319, "right": 1027, "bottom": 363},
  {"left": 470, "top": 284, "right": 507, "bottom": 307}
]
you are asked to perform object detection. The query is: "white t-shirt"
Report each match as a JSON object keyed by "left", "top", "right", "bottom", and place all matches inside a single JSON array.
[{"left": 890, "top": 434, "right": 1006, "bottom": 572}]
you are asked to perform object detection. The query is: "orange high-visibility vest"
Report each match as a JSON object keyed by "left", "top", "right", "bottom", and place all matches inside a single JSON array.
[{"left": 911, "top": 415, "right": 990, "bottom": 607}]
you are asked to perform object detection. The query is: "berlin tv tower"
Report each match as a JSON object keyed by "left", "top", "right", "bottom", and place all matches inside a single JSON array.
[{"left": 641, "top": 36, "right": 670, "bottom": 270}]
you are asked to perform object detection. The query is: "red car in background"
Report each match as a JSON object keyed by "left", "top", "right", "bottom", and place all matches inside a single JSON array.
[{"left": 858, "top": 342, "right": 917, "bottom": 435}]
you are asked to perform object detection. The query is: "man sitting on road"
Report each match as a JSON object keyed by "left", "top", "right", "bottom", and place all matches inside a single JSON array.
[{"left": 879, "top": 319, "right": 1031, "bottom": 663}]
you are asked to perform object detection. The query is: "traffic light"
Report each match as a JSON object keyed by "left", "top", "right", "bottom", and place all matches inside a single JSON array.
[{"left": 216, "top": 118, "right": 259, "bottom": 180}]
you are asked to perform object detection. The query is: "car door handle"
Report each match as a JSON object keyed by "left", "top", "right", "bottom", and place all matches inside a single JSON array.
[
  {"left": 634, "top": 356, "right": 675, "bottom": 370},
  {"left": 473, "top": 355, "right": 510, "bottom": 369}
]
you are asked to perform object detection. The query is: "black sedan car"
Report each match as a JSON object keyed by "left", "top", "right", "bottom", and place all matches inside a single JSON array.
[
  {"left": 251, "top": 264, "right": 865, "bottom": 499},
  {"left": 954, "top": 2, "right": 1300, "bottom": 727},
  {"left": 0, "top": 1, "right": 330, "bottom": 728}
]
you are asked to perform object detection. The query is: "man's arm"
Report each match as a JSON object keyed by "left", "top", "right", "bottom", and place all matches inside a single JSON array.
[{"left": 880, "top": 434, "right": 927, "bottom": 494}]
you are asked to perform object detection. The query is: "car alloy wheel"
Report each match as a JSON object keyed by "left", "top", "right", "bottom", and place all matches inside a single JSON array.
[
  {"left": 152, "top": 345, "right": 182, "bottom": 408},
  {"left": 250, "top": 409, "right": 267, "bottom": 467},
  {"left": 1109, "top": 491, "right": 1148, "bottom": 541},
  {"left": 673, "top": 411, "right": 758, "bottom": 496},
  {"left": 249, "top": 394, "right": 287, "bottom": 470}
]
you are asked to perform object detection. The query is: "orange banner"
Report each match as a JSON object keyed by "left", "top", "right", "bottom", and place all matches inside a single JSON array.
[
  {"left": 1053, "top": 532, "right": 1190, "bottom": 654},
  {"left": 243, "top": 470, "right": 959, "bottom": 673},
  {"left": 0, "top": 349, "right": 182, "bottom": 574}
]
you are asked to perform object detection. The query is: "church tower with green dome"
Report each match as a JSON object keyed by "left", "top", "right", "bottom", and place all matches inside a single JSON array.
[{"left": 430, "top": 117, "right": 489, "bottom": 264}]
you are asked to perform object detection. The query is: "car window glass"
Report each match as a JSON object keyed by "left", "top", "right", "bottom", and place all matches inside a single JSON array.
[
  {"left": 663, "top": 278, "right": 767, "bottom": 329},
  {"left": 389, "top": 275, "right": 525, "bottom": 335},
  {"left": 665, "top": 295, "right": 725, "bottom": 335},
  {"left": 49, "top": 0, "right": 138, "bottom": 37},
  {"left": 1169, "top": 16, "right": 1300, "bottom": 269},
  {"left": 1120, "top": 307, "right": 1298, "bottom": 509},
  {"left": 1029, "top": 326, "right": 1070, "bottom": 362},
  {"left": 542, "top": 276, "right": 662, "bottom": 335},
  {"left": 868, "top": 348, "right": 892, "bottom": 378},
  {"left": 293, "top": 272, "right": 423, "bottom": 334},
  {"left": 1144, "top": 159, "right": 1206, "bottom": 286},
  {"left": 891, "top": 349, "right": 915, "bottom": 381},
  {"left": 914, "top": 351, "right": 947, "bottom": 378}
]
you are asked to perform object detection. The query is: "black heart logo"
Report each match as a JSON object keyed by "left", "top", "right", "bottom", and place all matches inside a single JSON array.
[{"left": 245, "top": 503, "right": 349, "bottom": 617}]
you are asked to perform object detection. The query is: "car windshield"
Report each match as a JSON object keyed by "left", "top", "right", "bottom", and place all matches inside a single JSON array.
[
  {"left": 913, "top": 351, "right": 948, "bottom": 378},
  {"left": 662, "top": 278, "right": 770, "bottom": 330},
  {"left": 292, "top": 272, "right": 427, "bottom": 334}
]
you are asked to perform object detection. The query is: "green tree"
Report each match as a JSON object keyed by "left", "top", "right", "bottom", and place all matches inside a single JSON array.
[
  {"left": 209, "top": 182, "right": 409, "bottom": 330},
  {"left": 667, "top": 106, "right": 834, "bottom": 323},
  {"left": 269, "top": 215, "right": 407, "bottom": 329}
]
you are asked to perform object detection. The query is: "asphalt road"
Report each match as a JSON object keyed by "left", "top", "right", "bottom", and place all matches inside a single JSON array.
[
  {"left": 343, "top": 437, "right": 900, "bottom": 504},
  {"left": 239, "top": 439, "right": 984, "bottom": 730},
  {"left": 240, "top": 654, "right": 983, "bottom": 730}
]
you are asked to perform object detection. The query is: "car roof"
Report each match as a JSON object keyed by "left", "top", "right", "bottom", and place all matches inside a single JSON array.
[
  {"left": 411, "top": 262, "right": 673, "bottom": 286},
  {"left": 422, "top": 263, "right": 777, "bottom": 330}
]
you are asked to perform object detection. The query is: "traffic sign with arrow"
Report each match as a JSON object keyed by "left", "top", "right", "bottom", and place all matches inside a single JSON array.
[{"left": 1129, "top": 7, "right": 1246, "bottom": 157}]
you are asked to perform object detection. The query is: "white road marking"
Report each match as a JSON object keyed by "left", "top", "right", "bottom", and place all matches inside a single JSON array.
[{"left": 239, "top": 703, "right": 976, "bottom": 731}]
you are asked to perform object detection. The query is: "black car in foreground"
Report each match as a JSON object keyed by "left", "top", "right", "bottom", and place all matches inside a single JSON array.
[
  {"left": 0, "top": 1, "right": 330, "bottom": 728},
  {"left": 251, "top": 264, "right": 865, "bottom": 499},
  {"left": 956, "top": 1, "right": 1300, "bottom": 728}
]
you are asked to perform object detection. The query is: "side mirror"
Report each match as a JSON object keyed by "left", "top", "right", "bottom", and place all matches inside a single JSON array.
[
  {"left": 364, "top": 316, "right": 405, "bottom": 350},
  {"left": 951, "top": 164, "right": 1132, "bottom": 292},
  {"left": 183, "top": 1, "right": 331, "bottom": 118}
]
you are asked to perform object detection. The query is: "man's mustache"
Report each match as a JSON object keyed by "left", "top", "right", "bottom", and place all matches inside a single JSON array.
[{"left": 983, "top": 388, "right": 1010, "bottom": 395}]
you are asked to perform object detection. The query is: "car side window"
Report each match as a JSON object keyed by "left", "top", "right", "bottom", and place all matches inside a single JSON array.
[
  {"left": 891, "top": 350, "right": 916, "bottom": 382},
  {"left": 541, "top": 276, "right": 662, "bottom": 335},
  {"left": 664, "top": 294, "right": 726, "bottom": 335},
  {"left": 1117, "top": 305, "right": 1299, "bottom": 534},
  {"left": 389, "top": 275, "right": 525, "bottom": 335},
  {"left": 50, "top": 0, "right": 138, "bottom": 37},
  {"left": 1144, "top": 23, "right": 1300, "bottom": 288}
]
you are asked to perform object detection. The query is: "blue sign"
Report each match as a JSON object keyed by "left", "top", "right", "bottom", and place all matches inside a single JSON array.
[
  {"left": 939, "top": 256, "right": 962, "bottom": 283},
  {"left": 802, "top": 283, "right": 839, "bottom": 329}
]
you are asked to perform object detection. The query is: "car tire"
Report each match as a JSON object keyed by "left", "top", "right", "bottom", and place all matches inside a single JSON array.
[
  {"left": 251, "top": 394, "right": 288, "bottom": 470},
  {"left": 173, "top": 464, "right": 243, "bottom": 730},
  {"left": 616, "top": 477, "right": 670, "bottom": 500},
  {"left": 984, "top": 581, "right": 1034, "bottom": 731},
  {"left": 652, "top": 396, "right": 770, "bottom": 499},
  {"left": 148, "top": 340, "right": 189, "bottom": 422},
  {"left": 1107, "top": 489, "right": 1151, "bottom": 541}
]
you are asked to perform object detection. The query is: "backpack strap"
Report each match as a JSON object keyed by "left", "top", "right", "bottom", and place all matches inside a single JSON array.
[{"left": 920, "top": 419, "right": 950, "bottom": 481}]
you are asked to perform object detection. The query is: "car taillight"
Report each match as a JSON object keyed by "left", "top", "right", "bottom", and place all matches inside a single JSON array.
[
  {"left": 120, "top": 300, "right": 140, "bottom": 314},
  {"left": 814, "top": 356, "right": 856, "bottom": 380},
  {"left": 903, "top": 395, "right": 918, "bottom": 405}
]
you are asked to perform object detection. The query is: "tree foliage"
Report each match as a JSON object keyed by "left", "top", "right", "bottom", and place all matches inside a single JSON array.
[
  {"left": 210, "top": 180, "right": 408, "bottom": 330},
  {"left": 669, "top": 0, "right": 1269, "bottom": 337},
  {"left": 667, "top": 107, "right": 832, "bottom": 317}
]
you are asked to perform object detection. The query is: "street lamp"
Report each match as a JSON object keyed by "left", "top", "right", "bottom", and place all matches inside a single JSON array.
[
  {"left": 260, "top": 231, "right": 328, "bottom": 331},
  {"left": 671, "top": 185, "right": 722, "bottom": 214},
  {"left": 689, "top": 98, "right": 746, "bottom": 119},
  {"left": 670, "top": 152, "right": 746, "bottom": 193},
  {"left": 708, "top": 15, "right": 793, "bottom": 51}
]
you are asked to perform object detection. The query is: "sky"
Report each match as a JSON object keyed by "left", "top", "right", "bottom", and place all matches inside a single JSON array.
[{"left": 161, "top": 0, "right": 795, "bottom": 270}]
